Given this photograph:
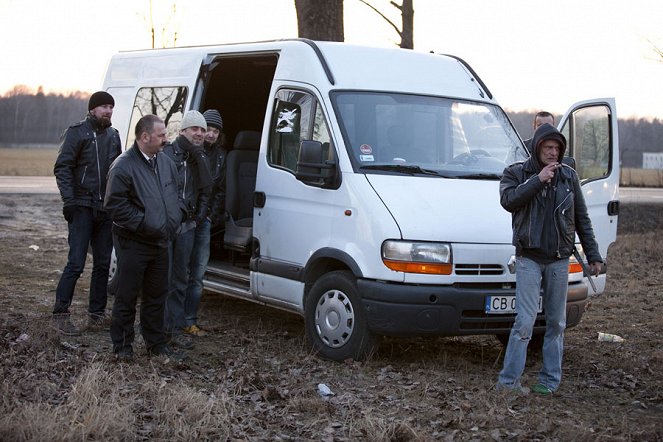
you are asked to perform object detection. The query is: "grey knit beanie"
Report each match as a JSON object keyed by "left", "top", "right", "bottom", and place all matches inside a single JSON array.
[{"left": 180, "top": 110, "right": 207, "bottom": 131}]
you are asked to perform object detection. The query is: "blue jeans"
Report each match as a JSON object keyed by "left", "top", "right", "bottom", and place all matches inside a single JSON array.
[
  {"left": 185, "top": 219, "right": 211, "bottom": 327},
  {"left": 164, "top": 226, "right": 195, "bottom": 335},
  {"left": 498, "top": 256, "right": 569, "bottom": 391},
  {"left": 54, "top": 206, "right": 113, "bottom": 317}
]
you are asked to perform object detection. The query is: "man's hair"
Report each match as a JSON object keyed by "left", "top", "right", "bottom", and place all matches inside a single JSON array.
[
  {"left": 534, "top": 111, "right": 554, "bottom": 124},
  {"left": 135, "top": 114, "right": 163, "bottom": 138}
]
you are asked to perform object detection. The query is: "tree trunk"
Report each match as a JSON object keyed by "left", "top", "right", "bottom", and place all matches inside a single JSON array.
[
  {"left": 400, "top": 0, "right": 414, "bottom": 49},
  {"left": 294, "top": 0, "right": 344, "bottom": 42}
]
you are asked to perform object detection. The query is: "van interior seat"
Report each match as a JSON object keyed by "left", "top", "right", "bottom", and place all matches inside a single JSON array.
[{"left": 224, "top": 130, "right": 261, "bottom": 252}]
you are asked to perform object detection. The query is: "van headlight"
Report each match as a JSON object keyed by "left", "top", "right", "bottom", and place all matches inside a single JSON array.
[
  {"left": 382, "top": 240, "right": 452, "bottom": 275},
  {"left": 569, "top": 245, "right": 584, "bottom": 274}
]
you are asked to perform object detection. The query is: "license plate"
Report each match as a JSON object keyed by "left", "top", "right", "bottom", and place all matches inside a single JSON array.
[{"left": 485, "top": 295, "right": 543, "bottom": 314}]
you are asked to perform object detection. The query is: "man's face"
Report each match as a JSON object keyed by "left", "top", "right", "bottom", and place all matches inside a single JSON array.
[
  {"left": 144, "top": 122, "right": 167, "bottom": 155},
  {"left": 538, "top": 139, "right": 561, "bottom": 166},
  {"left": 181, "top": 126, "right": 206, "bottom": 146},
  {"left": 90, "top": 104, "right": 113, "bottom": 125},
  {"left": 205, "top": 126, "right": 220, "bottom": 145},
  {"left": 534, "top": 115, "right": 554, "bottom": 130}
]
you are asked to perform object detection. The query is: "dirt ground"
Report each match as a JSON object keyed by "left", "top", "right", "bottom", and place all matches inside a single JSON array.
[{"left": 0, "top": 193, "right": 661, "bottom": 441}]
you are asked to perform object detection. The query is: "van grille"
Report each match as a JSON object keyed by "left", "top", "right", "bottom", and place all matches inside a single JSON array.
[{"left": 454, "top": 264, "right": 503, "bottom": 276}]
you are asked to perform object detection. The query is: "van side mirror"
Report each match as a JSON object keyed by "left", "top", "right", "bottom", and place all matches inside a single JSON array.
[{"left": 296, "top": 140, "right": 338, "bottom": 188}]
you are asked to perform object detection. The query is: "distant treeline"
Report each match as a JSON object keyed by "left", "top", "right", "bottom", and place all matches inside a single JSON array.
[{"left": 0, "top": 89, "right": 661, "bottom": 168}]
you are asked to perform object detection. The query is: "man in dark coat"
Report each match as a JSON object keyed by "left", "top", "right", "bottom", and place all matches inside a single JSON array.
[
  {"left": 104, "top": 114, "right": 186, "bottom": 362},
  {"left": 53, "top": 91, "right": 122, "bottom": 335}
]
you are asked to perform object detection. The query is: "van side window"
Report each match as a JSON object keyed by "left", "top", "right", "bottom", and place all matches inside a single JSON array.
[
  {"left": 126, "top": 87, "right": 187, "bottom": 146},
  {"left": 560, "top": 105, "right": 611, "bottom": 181},
  {"left": 268, "top": 89, "right": 332, "bottom": 174}
]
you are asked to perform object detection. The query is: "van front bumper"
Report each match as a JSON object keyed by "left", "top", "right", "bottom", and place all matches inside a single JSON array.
[{"left": 357, "top": 279, "right": 588, "bottom": 337}]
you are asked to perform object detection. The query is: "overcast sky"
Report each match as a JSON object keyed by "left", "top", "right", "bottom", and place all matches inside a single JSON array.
[{"left": 1, "top": 0, "right": 661, "bottom": 119}]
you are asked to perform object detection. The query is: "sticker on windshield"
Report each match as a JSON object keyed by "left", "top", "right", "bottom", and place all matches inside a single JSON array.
[{"left": 359, "top": 144, "right": 374, "bottom": 161}]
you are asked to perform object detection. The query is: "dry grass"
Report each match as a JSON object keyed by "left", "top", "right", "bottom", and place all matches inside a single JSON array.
[{"left": 0, "top": 147, "right": 57, "bottom": 176}]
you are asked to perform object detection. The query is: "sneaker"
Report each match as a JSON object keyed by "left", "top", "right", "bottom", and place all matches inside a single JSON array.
[
  {"left": 88, "top": 313, "right": 112, "bottom": 330},
  {"left": 168, "top": 334, "right": 194, "bottom": 350},
  {"left": 495, "top": 383, "right": 530, "bottom": 396},
  {"left": 183, "top": 324, "right": 208, "bottom": 337},
  {"left": 115, "top": 346, "right": 134, "bottom": 363},
  {"left": 148, "top": 345, "right": 187, "bottom": 362},
  {"left": 52, "top": 314, "right": 81, "bottom": 336},
  {"left": 531, "top": 383, "right": 554, "bottom": 396}
]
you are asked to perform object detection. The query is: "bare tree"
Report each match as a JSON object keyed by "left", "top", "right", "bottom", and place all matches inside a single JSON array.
[
  {"left": 143, "top": 0, "right": 179, "bottom": 48},
  {"left": 359, "top": 0, "right": 414, "bottom": 49},
  {"left": 294, "top": 0, "right": 344, "bottom": 42}
]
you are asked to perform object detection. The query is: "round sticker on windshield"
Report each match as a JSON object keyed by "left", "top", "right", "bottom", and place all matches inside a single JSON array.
[{"left": 359, "top": 144, "right": 373, "bottom": 155}]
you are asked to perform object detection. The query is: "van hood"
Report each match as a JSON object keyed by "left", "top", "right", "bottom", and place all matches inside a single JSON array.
[{"left": 365, "top": 175, "right": 513, "bottom": 244}]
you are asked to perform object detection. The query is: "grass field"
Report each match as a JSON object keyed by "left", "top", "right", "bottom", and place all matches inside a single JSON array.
[{"left": 0, "top": 147, "right": 58, "bottom": 176}]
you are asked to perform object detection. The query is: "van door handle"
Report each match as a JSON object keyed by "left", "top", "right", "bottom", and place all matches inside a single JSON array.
[
  {"left": 607, "top": 200, "right": 619, "bottom": 216},
  {"left": 254, "top": 191, "right": 266, "bottom": 208}
]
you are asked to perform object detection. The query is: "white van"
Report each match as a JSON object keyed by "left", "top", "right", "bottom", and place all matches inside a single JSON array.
[{"left": 103, "top": 39, "right": 619, "bottom": 361}]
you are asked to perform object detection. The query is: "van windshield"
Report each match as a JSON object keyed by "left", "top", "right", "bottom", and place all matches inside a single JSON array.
[{"left": 331, "top": 92, "right": 528, "bottom": 178}]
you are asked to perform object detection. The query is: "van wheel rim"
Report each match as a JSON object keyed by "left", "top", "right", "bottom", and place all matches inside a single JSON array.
[{"left": 314, "top": 289, "right": 354, "bottom": 349}]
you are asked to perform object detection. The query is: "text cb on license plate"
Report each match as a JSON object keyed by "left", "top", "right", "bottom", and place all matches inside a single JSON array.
[{"left": 485, "top": 295, "right": 543, "bottom": 314}]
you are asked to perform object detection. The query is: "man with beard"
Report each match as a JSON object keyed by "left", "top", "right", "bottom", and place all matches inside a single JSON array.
[
  {"left": 181, "top": 109, "right": 228, "bottom": 337},
  {"left": 52, "top": 91, "right": 122, "bottom": 335},
  {"left": 163, "top": 110, "right": 213, "bottom": 349},
  {"left": 104, "top": 114, "right": 185, "bottom": 362}
]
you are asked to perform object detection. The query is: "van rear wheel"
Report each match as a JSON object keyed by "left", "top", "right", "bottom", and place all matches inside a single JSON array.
[{"left": 305, "top": 271, "right": 379, "bottom": 361}]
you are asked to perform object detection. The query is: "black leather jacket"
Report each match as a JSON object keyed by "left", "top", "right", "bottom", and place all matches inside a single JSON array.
[
  {"left": 104, "top": 144, "right": 184, "bottom": 248},
  {"left": 54, "top": 115, "right": 122, "bottom": 210},
  {"left": 205, "top": 140, "right": 228, "bottom": 224},
  {"left": 162, "top": 135, "right": 212, "bottom": 226},
  {"left": 500, "top": 125, "right": 602, "bottom": 263}
]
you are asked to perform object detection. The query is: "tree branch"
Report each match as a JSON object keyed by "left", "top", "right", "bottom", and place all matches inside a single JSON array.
[{"left": 358, "top": 0, "right": 402, "bottom": 38}]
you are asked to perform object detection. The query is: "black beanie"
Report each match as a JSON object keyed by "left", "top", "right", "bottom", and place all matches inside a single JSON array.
[{"left": 88, "top": 91, "right": 115, "bottom": 111}]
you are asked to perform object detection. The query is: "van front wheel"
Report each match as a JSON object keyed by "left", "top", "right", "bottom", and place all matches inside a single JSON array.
[{"left": 305, "top": 271, "right": 378, "bottom": 361}]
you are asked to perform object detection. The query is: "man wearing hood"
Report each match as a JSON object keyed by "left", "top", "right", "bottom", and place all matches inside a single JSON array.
[
  {"left": 163, "top": 110, "right": 213, "bottom": 350},
  {"left": 52, "top": 91, "right": 122, "bottom": 335},
  {"left": 497, "top": 123, "right": 603, "bottom": 395}
]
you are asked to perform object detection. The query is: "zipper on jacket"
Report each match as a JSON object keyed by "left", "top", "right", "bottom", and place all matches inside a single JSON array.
[
  {"left": 93, "top": 131, "right": 102, "bottom": 202},
  {"left": 81, "top": 165, "right": 88, "bottom": 184}
]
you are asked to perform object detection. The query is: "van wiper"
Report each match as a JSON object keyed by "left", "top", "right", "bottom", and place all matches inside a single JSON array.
[
  {"left": 360, "top": 164, "right": 442, "bottom": 176},
  {"left": 457, "top": 173, "right": 501, "bottom": 180}
]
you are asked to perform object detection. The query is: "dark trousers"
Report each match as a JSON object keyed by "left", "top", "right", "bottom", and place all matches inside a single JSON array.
[
  {"left": 53, "top": 206, "right": 113, "bottom": 316},
  {"left": 110, "top": 234, "right": 170, "bottom": 353}
]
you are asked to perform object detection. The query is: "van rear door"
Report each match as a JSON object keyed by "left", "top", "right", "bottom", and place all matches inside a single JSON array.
[{"left": 559, "top": 98, "right": 619, "bottom": 295}]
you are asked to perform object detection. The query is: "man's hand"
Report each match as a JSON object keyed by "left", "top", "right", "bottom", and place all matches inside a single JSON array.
[
  {"left": 63, "top": 206, "right": 76, "bottom": 223},
  {"left": 538, "top": 162, "right": 559, "bottom": 183},
  {"left": 588, "top": 261, "right": 602, "bottom": 277}
]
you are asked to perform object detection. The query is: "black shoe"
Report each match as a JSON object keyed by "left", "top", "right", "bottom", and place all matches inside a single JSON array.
[
  {"left": 169, "top": 334, "right": 194, "bottom": 350},
  {"left": 52, "top": 314, "right": 81, "bottom": 336},
  {"left": 115, "top": 346, "right": 134, "bottom": 363},
  {"left": 148, "top": 345, "right": 187, "bottom": 362}
]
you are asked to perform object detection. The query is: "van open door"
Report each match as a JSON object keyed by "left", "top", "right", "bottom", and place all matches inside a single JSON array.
[{"left": 558, "top": 98, "right": 619, "bottom": 295}]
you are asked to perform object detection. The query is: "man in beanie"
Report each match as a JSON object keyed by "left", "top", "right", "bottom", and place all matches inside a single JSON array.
[
  {"left": 181, "top": 109, "right": 228, "bottom": 337},
  {"left": 52, "top": 90, "right": 122, "bottom": 335},
  {"left": 163, "top": 110, "right": 213, "bottom": 349},
  {"left": 497, "top": 123, "right": 603, "bottom": 395}
]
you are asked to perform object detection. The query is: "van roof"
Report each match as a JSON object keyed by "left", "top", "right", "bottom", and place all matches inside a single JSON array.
[{"left": 106, "top": 39, "right": 493, "bottom": 103}]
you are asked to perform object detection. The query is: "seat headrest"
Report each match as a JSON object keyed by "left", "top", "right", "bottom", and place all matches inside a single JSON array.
[{"left": 233, "top": 131, "right": 261, "bottom": 151}]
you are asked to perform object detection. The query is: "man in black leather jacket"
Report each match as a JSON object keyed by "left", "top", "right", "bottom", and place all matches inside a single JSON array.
[
  {"left": 497, "top": 123, "right": 603, "bottom": 395},
  {"left": 104, "top": 114, "right": 185, "bottom": 362},
  {"left": 162, "top": 110, "right": 213, "bottom": 349},
  {"left": 52, "top": 91, "right": 122, "bottom": 335}
]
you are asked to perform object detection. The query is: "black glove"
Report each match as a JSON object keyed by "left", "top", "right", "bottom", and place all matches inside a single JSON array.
[{"left": 63, "top": 206, "right": 76, "bottom": 223}]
